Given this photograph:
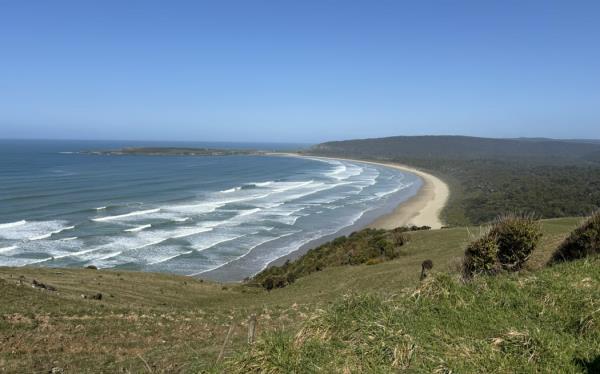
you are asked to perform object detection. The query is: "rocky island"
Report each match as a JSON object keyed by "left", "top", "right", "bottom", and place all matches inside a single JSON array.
[{"left": 83, "top": 147, "right": 265, "bottom": 156}]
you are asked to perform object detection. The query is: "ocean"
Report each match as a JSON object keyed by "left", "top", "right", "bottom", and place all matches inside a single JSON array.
[{"left": 0, "top": 139, "right": 421, "bottom": 281}]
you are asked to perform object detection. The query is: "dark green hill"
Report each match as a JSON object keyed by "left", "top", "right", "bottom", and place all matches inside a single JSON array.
[
  {"left": 310, "top": 135, "right": 600, "bottom": 165},
  {"left": 307, "top": 136, "right": 600, "bottom": 225}
]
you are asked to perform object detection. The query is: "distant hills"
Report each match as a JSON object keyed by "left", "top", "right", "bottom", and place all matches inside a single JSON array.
[{"left": 309, "top": 135, "right": 600, "bottom": 165}]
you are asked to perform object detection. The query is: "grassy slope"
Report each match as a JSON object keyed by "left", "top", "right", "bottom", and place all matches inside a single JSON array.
[
  {"left": 0, "top": 218, "right": 584, "bottom": 372},
  {"left": 232, "top": 258, "right": 600, "bottom": 373}
]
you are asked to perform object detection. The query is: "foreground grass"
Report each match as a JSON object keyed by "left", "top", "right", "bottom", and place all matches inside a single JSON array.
[
  {"left": 229, "top": 258, "right": 600, "bottom": 373},
  {"left": 0, "top": 218, "right": 584, "bottom": 372}
]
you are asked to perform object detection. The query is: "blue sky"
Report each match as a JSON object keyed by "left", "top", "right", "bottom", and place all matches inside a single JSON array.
[{"left": 1, "top": 1, "right": 599, "bottom": 143}]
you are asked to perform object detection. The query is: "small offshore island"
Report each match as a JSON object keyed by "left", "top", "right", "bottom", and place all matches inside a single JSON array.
[{"left": 83, "top": 147, "right": 266, "bottom": 157}]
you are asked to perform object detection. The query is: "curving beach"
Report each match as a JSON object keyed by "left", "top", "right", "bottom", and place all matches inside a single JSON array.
[
  {"left": 365, "top": 161, "right": 449, "bottom": 230},
  {"left": 294, "top": 155, "right": 449, "bottom": 230}
]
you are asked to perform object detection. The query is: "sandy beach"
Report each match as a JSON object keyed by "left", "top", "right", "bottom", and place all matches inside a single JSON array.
[
  {"left": 363, "top": 161, "right": 449, "bottom": 230},
  {"left": 288, "top": 154, "right": 449, "bottom": 230},
  {"left": 205, "top": 153, "right": 450, "bottom": 280}
]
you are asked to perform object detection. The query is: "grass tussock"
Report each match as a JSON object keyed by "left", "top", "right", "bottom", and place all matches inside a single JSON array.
[
  {"left": 463, "top": 213, "right": 542, "bottom": 278},
  {"left": 462, "top": 231, "right": 499, "bottom": 277},
  {"left": 491, "top": 213, "right": 542, "bottom": 270},
  {"left": 227, "top": 257, "right": 600, "bottom": 373},
  {"left": 550, "top": 210, "right": 600, "bottom": 264}
]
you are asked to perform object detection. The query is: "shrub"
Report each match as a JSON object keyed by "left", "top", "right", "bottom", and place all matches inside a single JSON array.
[
  {"left": 252, "top": 227, "right": 410, "bottom": 290},
  {"left": 490, "top": 213, "right": 542, "bottom": 271},
  {"left": 550, "top": 211, "right": 600, "bottom": 264},
  {"left": 261, "top": 276, "right": 287, "bottom": 291},
  {"left": 391, "top": 231, "right": 408, "bottom": 247},
  {"left": 462, "top": 232, "right": 499, "bottom": 278}
]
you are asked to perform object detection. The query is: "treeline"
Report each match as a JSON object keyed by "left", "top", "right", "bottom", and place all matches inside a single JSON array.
[
  {"left": 307, "top": 136, "right": 600, "bottom": 226},
  {"left": 427, "top": 159, "right": 600, "bottom": 225},
  {"left": 310, "top": 135, "right": 600, "bottom": 164}
]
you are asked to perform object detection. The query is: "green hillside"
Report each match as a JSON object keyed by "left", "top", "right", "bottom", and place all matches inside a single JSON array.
[
  {"left": 231, "top": 258, "right": 599, "bottom": 373},
  {"left": 1, "top": 217, "right": 591, "bottom": 373},
  {"left": 307, "top": 136, "right": 600, "bottom": 226},
  {"left": 310, "top": 135, "right": 600, "bottom": 164}
]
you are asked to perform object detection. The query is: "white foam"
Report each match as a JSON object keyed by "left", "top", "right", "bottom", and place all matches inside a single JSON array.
[
  {"left": 147, "top": 250, "right": 193, "bottom": 265},
  {"left": 221, "top": 187, "right": 241, "bottom": 193},
  {"left": 92, "top": 208, "right": 160, "bottom": 222},
  {"left": 194, "top": 234, "right": 246, "bottom": 252},
  {"left": 0, "top": 220, "right": 71, "bottom": 241},
  {"left": 95, "top": 251, "right": 122, "bottom": 261},
  {"left": 29, "top": 225, "right": 75, "bottom": 241},
  {"left": 124, "top": 224, "right": 152, "bottom": 232},
  {"left": 172, "top": 217, "right": 191, "bottom": 222},
  {"left": 221, "top": 181, "right": 273, "bottom": 194},
  {"left": 0, "top": 246, "right": 17, "bottom": 253},
  {"left": 171, "top": 227, "right": 214, "bottom": 239},
  {"left": 49, "top": 223, "right": 217, "bottom": 264},
  {"left": 53, "top": 247, "right": 99, "bottom": 259},
  {"left": 375, "top": 186, "right": 402, "bottom": 198},
  {"left": 28, "top": 233, "right": 52, "bottom": 241},
  {"left": 0, "top": 256, "right": 53, "bottom": 267},
  {"left": 187, "top": 231, "right": 298, "bottom": 276},
  {"left": 237, "top": 208, "right": 262, "bottom": 217},
  {"left": 0, "top": 220, "right": 27, "bottom": 229},
  {"left": 255, "top": 181, "right": 274, "bottom": 187},
  {"left": 272, "top": 180, "right": 315, "bottom": 193},
  {"left": 320, "top": 160, "right": 364, "bottom": 181},
  {"left": 61, "top": 237, "right": 78, "bottom": 241},
  {"left": 95, "top": 206, "right": 107, "bottom": 210}
]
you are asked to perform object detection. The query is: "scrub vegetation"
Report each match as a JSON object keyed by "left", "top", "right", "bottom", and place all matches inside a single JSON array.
[{"left": 251, "top": 226, "right": 429, "bottom": 290}]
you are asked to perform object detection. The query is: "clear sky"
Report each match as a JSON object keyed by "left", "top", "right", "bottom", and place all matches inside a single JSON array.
[{"left": 1, "top": 1, "right": 599, "bottom": 143}]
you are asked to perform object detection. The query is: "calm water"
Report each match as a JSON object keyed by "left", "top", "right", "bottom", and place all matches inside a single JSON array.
[{"left": 0, "top": 139, "right": 421, "bottom": 281}]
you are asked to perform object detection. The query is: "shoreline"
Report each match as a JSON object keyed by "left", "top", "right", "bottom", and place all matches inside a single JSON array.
[
  {"left": 274, "top": 153, "right": 449, "bottom": 230},
  {"left": 259, "top": 153, "right": 449, "bottom": 272}
]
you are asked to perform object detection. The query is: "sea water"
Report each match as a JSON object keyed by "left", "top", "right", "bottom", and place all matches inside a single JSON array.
[{"left": 0, "top": 139, "right": 421, "bottom": 281}]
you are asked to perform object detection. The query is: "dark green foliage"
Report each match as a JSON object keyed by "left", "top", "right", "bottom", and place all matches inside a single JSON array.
[
  {"left": 438, "top": 161, "right": 600, "bottom": 225},
  {"left": 251, "top": 227, "right": 427, "bottom": 289},
  {"left": 307, "top": 136, "right": 600, "bottom": 226},
  {"left": 490, "top": 214, "right": 542, "bottom": 270},
  {"left": 463, "top": 214, "right": 542, "bottom": 277},
  {"left": 550, "top": 211, "right": 600, "bottom": 264},
  {"left": 310, "top": 135, "right": 600, "bottom": 163},
  {"left": 463, "top": 232, "right": 499, "bottom": 278}
]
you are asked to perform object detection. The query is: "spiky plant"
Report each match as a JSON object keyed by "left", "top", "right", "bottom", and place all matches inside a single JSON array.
[
  {"left": 490, "top": 213, "right": 542, "bottom": 271},
  {"left": 462, "top": 232, "right": 499, "bottom": 278},
  {"left": 550, "top": 210, "right": 600, "bottom": 264}
]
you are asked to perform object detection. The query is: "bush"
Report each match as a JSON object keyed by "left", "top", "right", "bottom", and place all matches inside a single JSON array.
[
  {"left": 261, "top": 276, "right": 287, "bottom": 291},
  {"left": 462, "top": 232, "right": 499, "bottom": 278},
  {"left": 462, "top": 213, "right": 542, "bottom": 277},
  {"left": 252, "top": 227, "right": 410, "bottom": 290},
  {"left": 550, "top": 211, "right": 600, "bottom": 264},
  {"left": 490, "top": 213, "right": 542, "bottom": 271}
]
